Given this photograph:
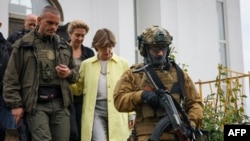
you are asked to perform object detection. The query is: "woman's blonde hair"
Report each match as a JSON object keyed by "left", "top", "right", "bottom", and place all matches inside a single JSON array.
[{"left": 67, "top": 20, "right": 89, "bottom": 35}]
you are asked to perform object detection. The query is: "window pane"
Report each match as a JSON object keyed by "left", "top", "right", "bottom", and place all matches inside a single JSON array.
[
  {"left": 20, "top": 0, "right": 31, "bottom": 8},
  {"left": 219, "top": 43, "right": 228, "bottom": 67},
  {"left": 217, "top": 1, "right": 226, "bottom": 40},
  {"left": 31, "top": 0, "right": 52, "bottom": 15},
  {"left": 9, "top": 1, "right": 27, "bottom": 15},
  {"left": 9, "top": 0, "right": 52, "bottom": 15},
  {"left": 10, "top": 0, "right": 19, "bottom": 5}
]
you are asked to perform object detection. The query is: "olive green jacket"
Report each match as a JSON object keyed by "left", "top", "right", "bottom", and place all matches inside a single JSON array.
[{"left": 3, "top": 29, "right": 79, "bottom": 113}]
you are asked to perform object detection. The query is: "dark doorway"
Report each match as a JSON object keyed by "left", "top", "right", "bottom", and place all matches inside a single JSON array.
[
  {"left": 8, "top": 17, "right": 23, "bottom": 36},
  {"left": 56, "top": 22, "right": 70, "bottom": 41}
]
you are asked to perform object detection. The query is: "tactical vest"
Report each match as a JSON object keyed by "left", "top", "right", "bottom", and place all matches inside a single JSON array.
[
  {"left": 138, "top": 66, "right": 182, "bottom": 116},
  {"left": 132, "top": 62, "right": 185, "bottom": 137},
  {"left": 34, "top": 38, "right": 60, "bottom": 86}
]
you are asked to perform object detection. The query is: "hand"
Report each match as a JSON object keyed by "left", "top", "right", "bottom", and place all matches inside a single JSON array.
[
  {"left": 12, "top": 107, "right": 24, "bottom": 125},
  {"left": 55, "top": 64, "right": 71, "bottom": 78},
  {"left": 155, "top": 89, "right": 166, "bottom": 95},
  {"left": 129, "top": 119, "right": 135, "bottom": 129},
  {"left": 189, "top": 126, "right": 196, "bottom": 140},
  {"left": 128, "top": 114, "right": 136, "bottom": 129},
  {"left": 141, "top": 90, "right": 159, "bottom": 109}
]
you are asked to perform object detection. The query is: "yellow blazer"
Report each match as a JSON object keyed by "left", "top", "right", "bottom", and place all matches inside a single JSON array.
[{"left": 71, "top": 53, "right": 131, "bottom": 141}]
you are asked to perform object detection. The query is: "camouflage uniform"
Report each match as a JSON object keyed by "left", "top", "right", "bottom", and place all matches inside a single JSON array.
[{"left": 114, "top": 25, "right": 203, "bottom": 141}]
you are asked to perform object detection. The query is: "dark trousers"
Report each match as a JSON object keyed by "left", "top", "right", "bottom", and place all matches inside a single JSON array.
[
  {"left": 1, "top": 89, "right": 30, "bottom": 141},
  {"left": 70, "top": 95, "right": 83, "bottom": 141},
  {"left": 0, "top": 106, "right": 30, "bottom": 141},
  {"left": 0, "top": 105, "right": 8, "bottom": 141}
]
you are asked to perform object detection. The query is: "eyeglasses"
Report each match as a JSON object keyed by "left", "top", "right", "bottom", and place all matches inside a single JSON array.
[{"left": 148, "top": 45, "right": 168, "bottom": 53}]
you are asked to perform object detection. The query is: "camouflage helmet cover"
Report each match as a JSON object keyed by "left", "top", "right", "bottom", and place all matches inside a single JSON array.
[{"left": 138, "top": 25, "right": 173, "bottom": 57}]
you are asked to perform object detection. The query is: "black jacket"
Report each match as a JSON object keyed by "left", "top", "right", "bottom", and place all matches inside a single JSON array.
[
  {"left": 0, "top": 32, "right": 12, "bottom": 107},
  {"left": 7, "top": 28, "right": 29, "bottom": 44},
  {"left": 80, "top": 45, "right": 95, "bottom": 60},
  {"left": 0, "top": 32, "right": 12, "bottom": 88}
]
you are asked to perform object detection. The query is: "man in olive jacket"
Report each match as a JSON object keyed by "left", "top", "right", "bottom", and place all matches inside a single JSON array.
[{"left": 3, "top": 6, "right": 79, "bottom": 141}]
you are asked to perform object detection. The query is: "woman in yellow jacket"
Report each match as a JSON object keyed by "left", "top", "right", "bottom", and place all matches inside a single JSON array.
[{"left": 71, "top": 28, "right": 134, "bottom": 141}]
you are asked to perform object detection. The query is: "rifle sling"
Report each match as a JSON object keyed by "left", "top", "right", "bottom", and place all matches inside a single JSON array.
[{"left": 171, "top": 62, "right": 191, "bottom": 126}]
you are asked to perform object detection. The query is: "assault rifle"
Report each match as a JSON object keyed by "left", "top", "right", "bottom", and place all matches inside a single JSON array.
[{"left": 133, "top": 64, "right": 193, "bottom": 141}]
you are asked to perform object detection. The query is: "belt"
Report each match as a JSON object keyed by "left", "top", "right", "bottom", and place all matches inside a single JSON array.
[{"left": 38, "top": 86, "right": 62, "bottom": 102}]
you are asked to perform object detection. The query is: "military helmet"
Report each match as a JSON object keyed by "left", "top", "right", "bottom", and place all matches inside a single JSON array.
[{"left": 138, "top": 25, "right": 173, "bottom": 57}]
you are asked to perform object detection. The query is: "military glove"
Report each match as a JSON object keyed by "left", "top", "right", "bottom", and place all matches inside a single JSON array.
[
  {"left": 141, "top": 90, "right": 160, "bottom": 109},
  {"left": 155, "top": 89, "right": 166, "bottom": 95}
]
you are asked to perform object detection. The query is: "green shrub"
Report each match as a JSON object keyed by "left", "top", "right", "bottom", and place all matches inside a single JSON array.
[{"left": 201, "top": 65, "right": 250, "bottom": 141}]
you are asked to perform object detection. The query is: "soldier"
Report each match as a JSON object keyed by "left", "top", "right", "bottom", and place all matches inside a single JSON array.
[
  {"left": 114, "top": 25, "right": 203, "bottom": 141},
  {"left": 3, "top": 6, "right": 79, "bottom": 141}
]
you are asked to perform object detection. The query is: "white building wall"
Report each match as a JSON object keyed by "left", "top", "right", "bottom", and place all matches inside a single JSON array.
[
  {"left": 0, "top": 0, "right": 247, "bottom": 114},
  {"left": 59, "top": 0, "right": 247, "bottom": 113},
  {"left": 134, "top": 0, "right": 244, "bottom": 96},
  {"left": 1, "top": 0, "right": 242, "bottom": 82},
  {"left": 135, "top": 0, "right": 219, "bottom": 81},
  {"left": 0, "top": 0, "right": 10, "bottom": 37},
  {"left": 60, "top": 0, "right": 136, "bottom": 66},
  {"left": 117, "top": 0, "right": 136, "bottom": 65},
  {"left": 226, "top": 0, "right": 244, "bottom": 71}
]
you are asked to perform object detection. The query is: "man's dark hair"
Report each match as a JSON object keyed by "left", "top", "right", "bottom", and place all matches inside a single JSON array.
[{"left": 40, "top": 6, "right": 60, "bottom": 18}]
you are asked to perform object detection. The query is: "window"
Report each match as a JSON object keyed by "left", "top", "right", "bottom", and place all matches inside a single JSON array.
[
  {"left": 8, "top": 0, "right": 64, "bottom": 35},
  {"left": 216, "top": 0, "right": 228, "bottom": 67},
  {"left": 9, "top": 0, "right": 52, "bottom": 15}
]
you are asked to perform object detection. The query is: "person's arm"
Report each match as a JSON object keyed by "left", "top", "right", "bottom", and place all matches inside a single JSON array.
[
  {"left": 70, "top": 83, "right": 83, "bottom": 96},
  {"left": 128, "top": 112, "right": 136, "bottom": 129},
  {"left": 57, "top": 39, "right": 79, "bottom": 83},
  {"left": 184, "top": 73, "right": 203, "bottom": 129},
  {"left": 114, "top": 69, "right": 144, "bottom": 112},
  {"left": 69, "top": 61, "right": 86, "bottom": 96},
  {"left": 3, "top": 45, "right": 23, "bottom": 108},
  {"left": 12, "top": 107, "right": 24, "bottom": 125},
  {"left": 67, "top": 54, "right": 80, "bottom": 84},
  {"left": 3, "top": 43, "right": 24, "bottom": 124}
]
